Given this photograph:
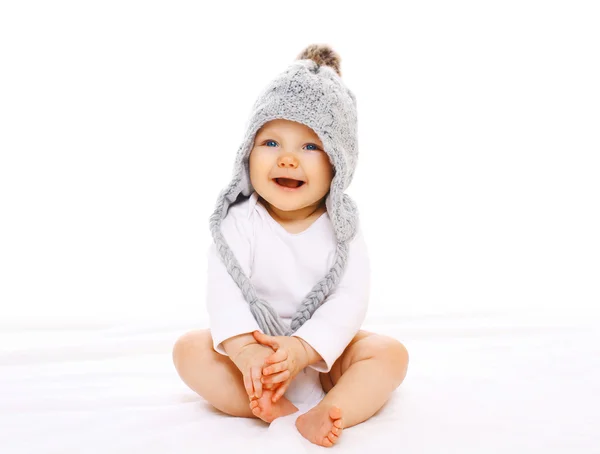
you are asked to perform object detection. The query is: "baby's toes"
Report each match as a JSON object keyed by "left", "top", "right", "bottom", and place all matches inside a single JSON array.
[
  {"left": 322, "top": 437, "right": 333, "bottom": 447},
  {"left": 329, "top": 406, "right": 342, "bottom": 421},
  {"left": 249, "top": 399, "right": 262, "bottom": 416},
  {"left": 327, "top": 432, "right": 339, "bottom": 444},
  {"left": 331, "top": 425, "right": 342, "bottom": 436}
]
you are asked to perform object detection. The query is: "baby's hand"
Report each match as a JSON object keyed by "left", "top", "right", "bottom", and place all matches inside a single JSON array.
[
  {"left": 230, "top": 342, "right": 275, "bottom": 400},
  {"left": 252, "top": 330, "right": 309, "bottom": 402}
]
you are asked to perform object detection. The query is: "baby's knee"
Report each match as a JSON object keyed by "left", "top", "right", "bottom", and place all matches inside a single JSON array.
[
  {"left": 368, "top": 337, "right": 409, "bottom": 379},
  {"left": 384, "top": 339, "right": 409, "bottom": 382},
  {"left": 172, "top": 329, "right": 211, "bottom": 372}
]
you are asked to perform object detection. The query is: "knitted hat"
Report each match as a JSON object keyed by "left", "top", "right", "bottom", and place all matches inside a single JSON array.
[{"left": 209, "top": 44, "right": 359, "bottom": 336}]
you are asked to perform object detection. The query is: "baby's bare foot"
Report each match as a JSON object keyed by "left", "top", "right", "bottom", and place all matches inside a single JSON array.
[
  {"left": 295, "top": 405, "right": 343, "bottom": 447},
  {"left": 249, "top": 388, "right": 298, "bottom": 423}
]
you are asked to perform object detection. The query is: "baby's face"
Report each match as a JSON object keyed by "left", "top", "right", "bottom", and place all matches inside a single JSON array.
[{"left": 249, "top": 119, "right": 334, "bottom": 214}]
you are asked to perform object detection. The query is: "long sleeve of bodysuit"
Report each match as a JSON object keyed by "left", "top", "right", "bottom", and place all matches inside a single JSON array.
[
  {"left": 206, "top": 208, "right": 260, "bottom": 356},
  {"left": 293, "top": 228, "right": 371, "bottom": 373}
]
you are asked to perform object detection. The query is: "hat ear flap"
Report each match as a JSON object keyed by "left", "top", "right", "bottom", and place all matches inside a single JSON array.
[{"left": 326, "top": 189, "right": 358, "bottom": 243}]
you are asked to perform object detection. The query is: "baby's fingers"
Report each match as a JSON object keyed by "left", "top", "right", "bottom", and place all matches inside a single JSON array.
[
  {"left": 243, "top": 373, "right": 253, "bottom": 398},
  {"left": 265, "top": 348, "right": 288, "bottom": 365},
  {"left": 263, "top": 360, "right": 288, "bottom": 376},
  {"left": 261, "top": 369, "right": 290, "bottom": 384},
  {"left": 272, "top": 378, "right": 291, "bottom": 403},
  {"left": 251, "top": 365, "right": 264, "bottom": 398}
]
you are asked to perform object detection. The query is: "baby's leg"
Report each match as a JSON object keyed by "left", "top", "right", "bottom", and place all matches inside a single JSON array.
[
  {"left": 296, "top": 331, "right": 408, "bottom": 447},
  {"left": 172, "top": 329, "right": 297, "bottom": 421},
  {"left": 172, "top": 329, "right": 254, "bottom": 417}
]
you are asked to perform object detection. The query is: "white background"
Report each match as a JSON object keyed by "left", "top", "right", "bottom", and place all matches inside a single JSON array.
[{"left": 1, "top": 0, "right": 598, "bottom": 326}]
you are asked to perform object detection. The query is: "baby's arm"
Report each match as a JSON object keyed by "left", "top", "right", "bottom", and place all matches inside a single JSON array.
[
  {"left": 206, "top": 210, "right": 261, "bottom": 356},
  {"left": 206, "top": 206, "right": 278, "bottom": 398},
  {"left": 291, "top": 228, "right": 371, "bottom": 373}
]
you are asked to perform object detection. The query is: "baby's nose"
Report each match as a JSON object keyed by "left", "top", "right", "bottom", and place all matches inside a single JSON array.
[{"left": 278, "top": 155, "right": 298, "bottom": 168}]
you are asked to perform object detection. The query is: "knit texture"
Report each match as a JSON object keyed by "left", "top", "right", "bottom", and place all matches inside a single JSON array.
[{"left": 209, "top": 56, "right": 359, "bottom": 336}]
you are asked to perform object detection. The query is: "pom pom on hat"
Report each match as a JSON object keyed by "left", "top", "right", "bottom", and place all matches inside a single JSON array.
[{"left": 296, "top": 43, "right": 342, "bottom": 77}]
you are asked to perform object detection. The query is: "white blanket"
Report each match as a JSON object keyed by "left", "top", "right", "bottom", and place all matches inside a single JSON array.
[{"left": 1, "top": 314, "right": 598, "bottom": 453}]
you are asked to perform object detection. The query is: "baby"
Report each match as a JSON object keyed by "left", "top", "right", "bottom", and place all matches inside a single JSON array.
[{"left": 173, "top": 44, "right": 409, "bottom": 448}]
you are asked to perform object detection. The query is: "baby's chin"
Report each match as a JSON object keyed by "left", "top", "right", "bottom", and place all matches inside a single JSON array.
[
  {"left": 263, "top": 195, "right": 309, "bottom": 213},
  {"left": 258, "top": 189, "right": 317, "bottom": 213}
]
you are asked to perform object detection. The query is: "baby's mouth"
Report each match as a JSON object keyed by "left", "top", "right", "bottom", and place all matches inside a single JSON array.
[{"left": 274, "top": 178, "right": 305, "bottom": 189}]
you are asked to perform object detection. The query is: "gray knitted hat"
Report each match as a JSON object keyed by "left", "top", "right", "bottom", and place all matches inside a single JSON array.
[{"left": 209, "top": 44, "right": 359, "bottom": 336}]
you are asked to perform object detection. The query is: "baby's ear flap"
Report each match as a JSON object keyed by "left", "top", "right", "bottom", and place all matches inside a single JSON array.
[{"left": 326, "top": 190, "right": 358, "bottom": 243}]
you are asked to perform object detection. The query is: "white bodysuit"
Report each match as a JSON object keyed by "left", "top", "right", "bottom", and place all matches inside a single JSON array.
[{"left": 207, "top": 191, "right": 370, "bottom": 409}]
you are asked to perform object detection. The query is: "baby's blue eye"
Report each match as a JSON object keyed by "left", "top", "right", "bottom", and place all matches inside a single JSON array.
[
  {"left": 265, "top": 140, "right": 277, "bottom": 147},
  {"left": 305, "top": 144, "right": 318, "bottom": 151}
]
